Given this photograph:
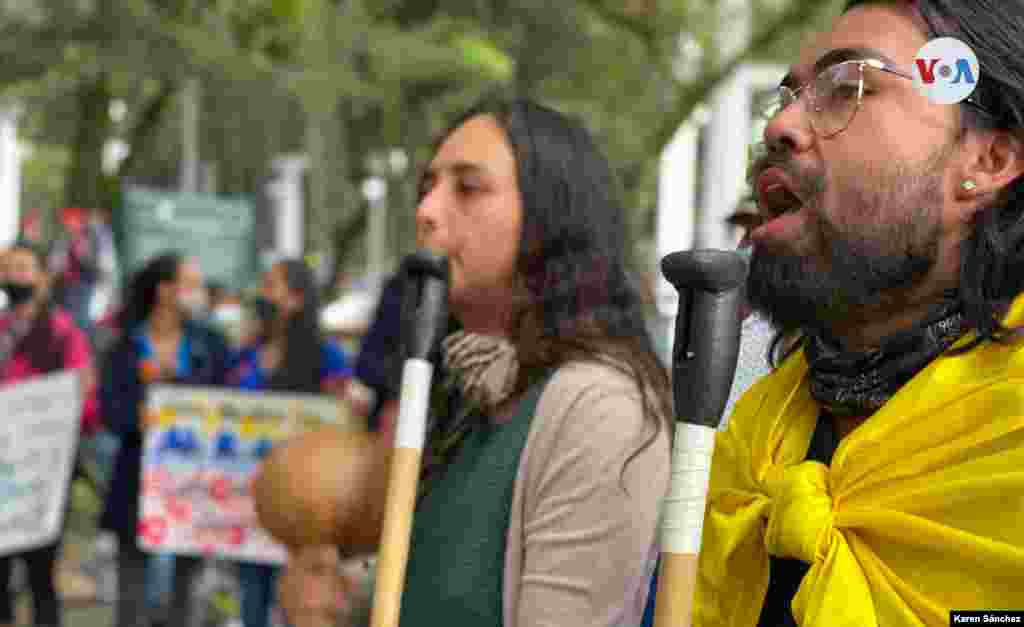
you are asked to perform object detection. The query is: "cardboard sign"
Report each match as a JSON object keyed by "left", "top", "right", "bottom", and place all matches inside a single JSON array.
[{"left": 138, "top": 385, "right": 358, "bottom": 564}]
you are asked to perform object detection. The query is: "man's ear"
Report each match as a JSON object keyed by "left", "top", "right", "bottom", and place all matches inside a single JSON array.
[{"left": 957, "top": 129, "right": 1024, "bottom": 205}]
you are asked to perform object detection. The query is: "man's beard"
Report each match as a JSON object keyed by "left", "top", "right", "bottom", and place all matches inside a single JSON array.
[{"left": 747, "top": 155, "right": 946, "bottom": 338}]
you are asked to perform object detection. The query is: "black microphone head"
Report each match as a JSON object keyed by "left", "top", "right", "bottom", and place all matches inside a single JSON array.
[
  {"left": 660, "top": 249, "right": 747, "bottom": 294},
  {"left": 399, "top": 250, "right": 450, "bottom": 361}
]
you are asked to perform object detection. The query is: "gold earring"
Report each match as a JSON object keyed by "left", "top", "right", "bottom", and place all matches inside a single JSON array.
[{"left": 962, "top": 180, "right": 978, "bottom": 192}]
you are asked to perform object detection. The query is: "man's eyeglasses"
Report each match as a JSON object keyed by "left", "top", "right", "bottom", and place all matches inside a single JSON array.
[{"left": 760, "top": 58, "right": 995, "bottom": 138}]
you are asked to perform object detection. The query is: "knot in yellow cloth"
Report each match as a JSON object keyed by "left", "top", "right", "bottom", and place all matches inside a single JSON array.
[{"left": 763, "top": 462, "right": 834, "bottom": 564}]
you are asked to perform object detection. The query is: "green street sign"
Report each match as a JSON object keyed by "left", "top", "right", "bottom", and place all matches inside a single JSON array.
[{"left": 117, "top": 186, "right": 258, "bottom": 289}]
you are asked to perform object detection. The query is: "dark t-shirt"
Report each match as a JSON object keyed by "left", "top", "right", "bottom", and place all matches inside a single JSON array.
[{"left": 757, "top": 413, "right": 841, "bottom": 627}]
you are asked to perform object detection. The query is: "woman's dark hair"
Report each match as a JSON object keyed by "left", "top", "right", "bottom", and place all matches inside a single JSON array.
[
  {"left": 121, "top": 252, "right": 184, "bottom": 331},
  {"left": 841, "top": 0, "right": 1024, "bottom": 352},
  {"left": 7, "top": 240, "right": 63, "bottom": 373},
  {"left": 428, "top": 96, "right": 673, "bottom": 476},
  {"left": 265, "top": 259, "right": 323, "bottom": 394}
]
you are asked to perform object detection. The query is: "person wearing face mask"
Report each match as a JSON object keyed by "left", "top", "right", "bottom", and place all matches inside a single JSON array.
[
  {"left": 206, "top": 282, "right": 244, "bottom": 347},
  {"left": 226, "top": 259, "right": 353, "bottom": 627},
  {"left": 0, "top": 241, "right": 99, "bottom": 627},
  {"left": 177, "top": 283, "right": 209, "bottom": 321},
  {"left": 99, "top": 252, "right": 230, "bottom": 627}
]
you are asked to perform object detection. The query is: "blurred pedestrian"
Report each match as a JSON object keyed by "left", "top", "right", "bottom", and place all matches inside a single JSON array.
[
  {"left": 0, "top": 240, "right": 99, "bottom": 627},
  {"left": 343, "top": 272, "right": 404, "bottom": 434},
  {"left": 207, "top": 281, "right": 244, "bottom": 348},
  {"left": 99, "top": 252, "right": 231, "bottom": 627},
  {"left": 88, "top": 207, "right": 121, "bottom": 330},
  {"left": 48, "top": 207, "right": 102, "bottom": 341},
  {"left": 228, "top": 259, "right": 353, "bottom": 627},
  {"left": 721, "top": 208, "right": 776, "bottom": 425}
]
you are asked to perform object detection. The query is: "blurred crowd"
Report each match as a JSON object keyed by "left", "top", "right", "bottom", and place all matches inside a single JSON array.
[{"left": 0, "top": 206, "right": 396, "bottom": 627}]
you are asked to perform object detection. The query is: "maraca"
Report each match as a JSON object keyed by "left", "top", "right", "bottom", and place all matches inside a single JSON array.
[{"left": 251, "top": 426, "right": 391, "bottom": 557}]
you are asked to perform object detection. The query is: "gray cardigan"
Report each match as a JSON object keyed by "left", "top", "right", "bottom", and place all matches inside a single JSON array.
[
  {"left": 501, "top": 360, "right": 669, "bottom": 627},
  {"left": 348, "top": 359, "right": 670, "bottom": 627}
]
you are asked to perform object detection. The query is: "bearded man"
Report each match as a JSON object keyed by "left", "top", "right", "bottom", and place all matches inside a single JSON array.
[{"left": 694, "top": 1, "right": 1024, "bottom": 625}]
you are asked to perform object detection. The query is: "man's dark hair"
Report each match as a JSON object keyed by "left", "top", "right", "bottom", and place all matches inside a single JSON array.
[{"left": 842, "top": 0, "right": 1024, "bottom": 350}]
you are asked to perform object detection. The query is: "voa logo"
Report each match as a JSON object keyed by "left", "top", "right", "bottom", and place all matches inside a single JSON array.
[{"left": 913, "top": 37, "right": 980, "bottom": 105}]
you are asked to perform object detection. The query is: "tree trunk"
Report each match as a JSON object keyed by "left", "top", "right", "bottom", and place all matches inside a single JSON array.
[
  {"left": 389, "top": 98, "right": 426, "bottom": 264},
  {"left": 117, "top": 81, "right": 178, "bottom": 180},
  {"left": 65, "top": 72, "right": 113, "bottom": 209}
]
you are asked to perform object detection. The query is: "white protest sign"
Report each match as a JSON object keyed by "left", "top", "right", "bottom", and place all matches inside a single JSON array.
[{"left": 0, "top": 370, "right": 81, "bottom": 556}]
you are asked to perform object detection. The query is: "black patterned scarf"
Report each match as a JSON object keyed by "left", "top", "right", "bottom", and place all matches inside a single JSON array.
[{"left": 805, "top": 302, "right": 966, "bottom": 417}]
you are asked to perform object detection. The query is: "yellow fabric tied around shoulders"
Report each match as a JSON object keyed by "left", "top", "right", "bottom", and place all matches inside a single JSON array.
[
  {"left": 693, "top": 296, "right": 1024, "bottom": 627},
  {"left": 763, "top": 462, "right": 832, "bottom": 566}
]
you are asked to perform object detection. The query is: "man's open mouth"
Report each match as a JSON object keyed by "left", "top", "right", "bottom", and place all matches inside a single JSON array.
[{"left": 755, "top": 167, "right": 805, "bottom": 220}]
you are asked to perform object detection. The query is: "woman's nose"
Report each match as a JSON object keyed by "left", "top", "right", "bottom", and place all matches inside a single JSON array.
[{"left": 415, "top": 185, "right": 448, "bottom": 252}]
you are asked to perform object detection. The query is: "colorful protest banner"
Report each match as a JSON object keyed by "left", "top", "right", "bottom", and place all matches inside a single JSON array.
[
  {"left": 0, "top": 371, "right": 82, "bottom": 556},
  {"left": 138, "top": 385, "right": 358, "bottom": 564}
]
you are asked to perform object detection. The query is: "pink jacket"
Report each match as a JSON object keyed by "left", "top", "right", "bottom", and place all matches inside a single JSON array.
[{"left": 0, "top": 308, "right": 100, "bottom": 435}]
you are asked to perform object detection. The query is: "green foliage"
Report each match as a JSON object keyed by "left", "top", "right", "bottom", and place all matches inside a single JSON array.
[{"left": 3, "top": 0, "right": 836, "bottom": 272}]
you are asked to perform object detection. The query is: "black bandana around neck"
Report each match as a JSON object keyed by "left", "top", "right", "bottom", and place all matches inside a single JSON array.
[{"left": 804, "top": 302, "right": 966, "bottom": 417}]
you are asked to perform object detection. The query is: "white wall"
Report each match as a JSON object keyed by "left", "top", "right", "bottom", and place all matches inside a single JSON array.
[
  {"left": 267, "top": 154, "right": 309, "bottom": 262},
  {"left": 654, "top": 63, "right": 786, "bottom": 362},
  {"left": 0, "top": 103, "right": 21, "bottom": 248}
]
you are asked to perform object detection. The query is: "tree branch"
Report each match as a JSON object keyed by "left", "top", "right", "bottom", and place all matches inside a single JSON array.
[
  {"left": 116, "top": 80, "right": 179, "bottom": 178},
  {"left": 576, "top": 0, "right": 659, "bottom": 56},
  {"left": 649, "top": 0, "right": 827, "bottom": 155},
  {"left": 333, "top": 206, "right": 369, "bottom": 266}
]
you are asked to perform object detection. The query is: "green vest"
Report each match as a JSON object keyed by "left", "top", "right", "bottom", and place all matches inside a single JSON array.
[{"left": 398, "top": 379, "right": 549, "bottom": 627}]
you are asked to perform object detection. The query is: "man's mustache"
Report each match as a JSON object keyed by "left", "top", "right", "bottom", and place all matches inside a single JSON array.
[{"left": 746, "top": 142, "right": 825, "bottom": 208}]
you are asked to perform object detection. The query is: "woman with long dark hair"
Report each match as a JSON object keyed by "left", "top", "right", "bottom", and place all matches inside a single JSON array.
[
  {"left": 278, "top": 96, "right": 672, "bottom": 627},
  {"left": 229, "top": 258, "right": 352, "bottom": 627},
  {"left": 99, "top": 252, "right": 230, "bottom": 627},
  {"left": 0, "top": 240, "right": 99, "bottom": 627}
]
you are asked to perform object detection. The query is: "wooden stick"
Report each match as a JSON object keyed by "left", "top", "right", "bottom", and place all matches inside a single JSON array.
[
  {"left": 369, "top": 446, "right": 423, "bottom": 627},
  {"left": 369, "top": 358, "right": 434, "bottom": 627},
  {"left": 655, "top": 250, "right": 746, "bottom": 627},
  {"left": 653, "top": 553, "right": 698, "bottom": 627},
  {"left": 654, "top": 422, "right": 715, "bottom": 627}
]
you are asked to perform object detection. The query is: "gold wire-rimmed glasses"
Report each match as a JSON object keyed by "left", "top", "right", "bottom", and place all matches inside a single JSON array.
[{"left": 760, "top": 58, "right": 995, "bottom": 138}]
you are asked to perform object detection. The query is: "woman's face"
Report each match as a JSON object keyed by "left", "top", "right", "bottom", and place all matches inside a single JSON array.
[
  {"left": 159, "top": 258, "right": 205, "bottom": 316},
  {"left": 0, "top": 248, "right": 42, "bottom": 288},
  {"left": 262, "top": 264, "right": 301, "bottom": 317},
  {"left": 0, "top": 248, "right": 45, "bottom": 313},
  {"left": 415, "top": 115, "right": 523, "bottom": 325},
  {"left": 0, "top": 246, "right": 45, "bottom": 290}
]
